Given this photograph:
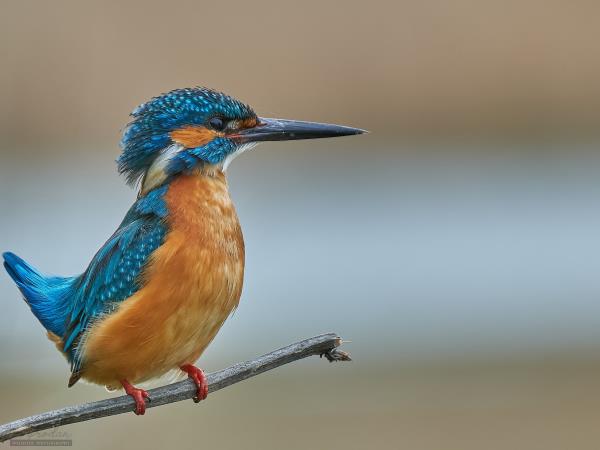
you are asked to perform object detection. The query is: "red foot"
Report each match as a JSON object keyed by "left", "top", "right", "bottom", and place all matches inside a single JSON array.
[
  {"left": 121, "top": 379, "right": 150, "bottom": 415},
  {"left": 180, "top": 364, "right": 209, "bottom": 402}
]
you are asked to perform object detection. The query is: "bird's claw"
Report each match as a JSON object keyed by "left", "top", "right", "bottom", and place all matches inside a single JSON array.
[
  {"left": 121, "top": 379, "right": 150, "bottom": 415},
  {"left": 180, "top": 364, "right": 209, "bottom": 402}
]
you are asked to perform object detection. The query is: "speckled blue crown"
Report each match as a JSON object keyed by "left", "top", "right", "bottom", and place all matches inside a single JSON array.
[{"left": 118, "top": 87, "right": 256, "bottom": 184}]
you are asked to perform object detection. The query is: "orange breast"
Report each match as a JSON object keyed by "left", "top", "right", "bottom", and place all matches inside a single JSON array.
[{"left": 80, "top": 169, "right": 244, "bottom": 388}]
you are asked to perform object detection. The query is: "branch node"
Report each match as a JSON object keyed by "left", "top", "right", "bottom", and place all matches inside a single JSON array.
[{"left": 320, "top": 348, "right": 352, "bottom": 362}]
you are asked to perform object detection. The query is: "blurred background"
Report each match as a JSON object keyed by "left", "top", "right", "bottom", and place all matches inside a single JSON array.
[{"left": 1, "top": 1, "right": 600, "bottom": 449}]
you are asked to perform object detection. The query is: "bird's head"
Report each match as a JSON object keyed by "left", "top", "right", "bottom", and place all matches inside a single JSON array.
[{"left": 118, "top": 87, "right": 365, "bottom": 193}]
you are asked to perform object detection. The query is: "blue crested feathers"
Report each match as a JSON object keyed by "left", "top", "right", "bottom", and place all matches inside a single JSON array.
[{"left": 119, "top": 87, "right": 255, "bottom": 185}]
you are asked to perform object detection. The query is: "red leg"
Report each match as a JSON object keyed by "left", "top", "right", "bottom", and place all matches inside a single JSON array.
[
  {"left": 180, "top": 364, "right": 209, "bottom": 402},
  {"left": 121, "top": 379, "right": 150, "bottom": 415}
]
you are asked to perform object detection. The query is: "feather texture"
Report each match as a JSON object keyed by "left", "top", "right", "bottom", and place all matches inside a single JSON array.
[
  {"left": 2, "top": 253, "right": 75, "bottom": 337},
  {"left": 64, "top": 187, "right": 169, "bottom": 373},
  {"left": 119, "top": 87, "right": 255, "bottom": 185},
  {"left": 77, "top": 169, "right": 244, "bottom": 388}
]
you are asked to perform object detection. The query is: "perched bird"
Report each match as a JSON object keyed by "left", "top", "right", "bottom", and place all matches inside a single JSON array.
[{"left": 2, "top": 87, "right": 364, "bottom": 415}]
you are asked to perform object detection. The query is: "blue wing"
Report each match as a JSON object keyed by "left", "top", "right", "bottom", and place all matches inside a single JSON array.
[{"left": 64, "top": 186, "right": 169, "bottom": 373}]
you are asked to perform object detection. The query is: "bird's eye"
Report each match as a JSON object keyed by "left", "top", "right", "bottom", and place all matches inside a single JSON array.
[{"left": 208, "top": 117, "right": 226, "bottom": 131}]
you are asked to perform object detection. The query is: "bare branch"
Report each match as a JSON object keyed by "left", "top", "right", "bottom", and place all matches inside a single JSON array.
[{"left": 0, "top": 333, "right": 349, "bottom": 442}]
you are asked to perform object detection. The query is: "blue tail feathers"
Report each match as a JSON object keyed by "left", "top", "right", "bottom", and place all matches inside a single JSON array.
[{"left": 3, "top": 252, "right": 74, "bottom": 337}]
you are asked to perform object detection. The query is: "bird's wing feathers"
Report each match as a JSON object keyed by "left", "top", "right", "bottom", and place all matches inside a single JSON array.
[{"left": 64, "top": 190, "right": 168, "bottom": 373}]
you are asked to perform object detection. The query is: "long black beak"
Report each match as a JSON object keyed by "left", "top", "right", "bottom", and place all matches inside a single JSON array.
[{"left": 230, "top": 118, "right": 366, "bottom": 143}]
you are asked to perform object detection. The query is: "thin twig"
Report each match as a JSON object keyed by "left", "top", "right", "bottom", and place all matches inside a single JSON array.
[{"left": 0, "top": 333, "right": 350, "bottom": 442}]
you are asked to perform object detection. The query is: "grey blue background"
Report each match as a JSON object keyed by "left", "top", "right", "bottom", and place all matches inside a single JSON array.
[{"left": 1, "top": 1, "right": 599, "bottom": 449}]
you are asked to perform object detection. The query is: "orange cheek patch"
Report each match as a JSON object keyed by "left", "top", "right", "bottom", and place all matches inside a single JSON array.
[
  {"left": 239, "top": 117, "right": 259, "bottom": 129},
  {"left": 170, "top": 126, "right": 217, "bottom": 148}
]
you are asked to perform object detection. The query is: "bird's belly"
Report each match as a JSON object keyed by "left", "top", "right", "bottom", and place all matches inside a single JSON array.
[{"left": 81, "top": 172, "right": 244, "bottom": 388}]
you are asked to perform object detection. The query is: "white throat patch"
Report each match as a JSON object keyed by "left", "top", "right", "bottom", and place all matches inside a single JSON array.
[
  {"left": 221, "top": 143, "right": 258, "bottom": 171},
  {"left": 141, "top": 141, "right": 257, "bottom": 193},
  {"left": 141, "top": 143, "right": 183, "bottom": 194}
]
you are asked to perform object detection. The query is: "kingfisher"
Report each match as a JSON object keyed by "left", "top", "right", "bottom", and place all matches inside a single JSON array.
[{"left": 2, "top": 87, "right": 364, "bottom": 415}]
